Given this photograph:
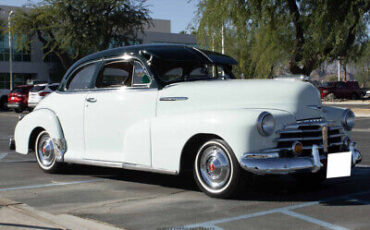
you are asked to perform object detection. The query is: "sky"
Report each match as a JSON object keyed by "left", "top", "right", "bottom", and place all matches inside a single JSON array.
[{"left": 0, "top": 0, "right": 198, "bottom": 33}]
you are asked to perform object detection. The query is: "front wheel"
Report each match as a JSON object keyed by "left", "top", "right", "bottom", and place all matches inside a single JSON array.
[
  {"left": 194, "top": 139, "right": 242, "bottom": 198},
  {"left": 35, "top": 131, "right": 62, "bottom": 173}
]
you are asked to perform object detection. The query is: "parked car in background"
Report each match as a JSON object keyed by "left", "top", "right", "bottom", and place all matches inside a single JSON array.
[
  {"left": 28, "top": 83, "right": 59, "bottom": 108},
  {"left": 0, "top": 89, "right": 10, "bottom": 110},
  {"left": 12, "top": 44, "right": 362, "bottom": 198},
  {"left": 7, "top": 85, "right": 33, "bottom": 113},
  {"left": 318, "top": 81, "right": 363, "bottom": 99}
]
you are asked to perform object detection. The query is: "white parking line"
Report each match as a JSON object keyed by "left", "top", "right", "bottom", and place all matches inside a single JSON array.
[
  {"left": 185, "top": 190, "right": 370, "bottom": 230},
  {"left": 352, "top": 128, "right": 370, "bottom": 132},
  {"left": 0, "top": 152, "right": 8, "bottom": 161},
  {"left": 281, "top": 210, "right": 349, "bottom": 230},
  {"left": 0, "top": 159, "right": 36, "bottom": 163},
  {"left": 357, "top": 164, "right": 370, "bottom": 168},
  {"left": 0, "top": 179, "right": 104, "bottom": 192}
]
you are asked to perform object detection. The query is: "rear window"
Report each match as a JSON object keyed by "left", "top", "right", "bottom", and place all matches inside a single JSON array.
[
  {"left": 31, "top": 86, "right": 46, "bottom": 92},
  {"left": 12, "top": 88, "right": 28, "bottom": 94}
]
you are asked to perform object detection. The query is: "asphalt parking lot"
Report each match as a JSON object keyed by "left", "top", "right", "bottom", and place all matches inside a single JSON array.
[{"left": 0, "top": 111, "right": 369, "bottom": 230}]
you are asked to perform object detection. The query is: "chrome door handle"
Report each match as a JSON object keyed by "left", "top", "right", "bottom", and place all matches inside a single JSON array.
[{"left": 86, "top": 97, "right": 97, "bottom": 103}]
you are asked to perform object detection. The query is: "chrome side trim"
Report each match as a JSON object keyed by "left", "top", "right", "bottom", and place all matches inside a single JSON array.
[
  {"left": 121, "top": 162, "right": 178, "bottom": 175},
  {"left": 159, "top": 97, "right": 188, "bottom": 102},
  {"left": 65, "top": 158, "right": 178, "bottom": 175},
  {"left": 243, "top": 152, "right": 280, "bottom": 159}
]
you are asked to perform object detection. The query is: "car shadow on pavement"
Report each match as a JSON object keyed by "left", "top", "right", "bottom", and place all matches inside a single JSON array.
[{"left": 59, "top": 164, "right": 370, "bottom": 205}]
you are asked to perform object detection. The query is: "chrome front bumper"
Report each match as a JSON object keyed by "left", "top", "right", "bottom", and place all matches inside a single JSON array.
[{"left": 240, "top": 142, "right": 362, "bottom": 175}]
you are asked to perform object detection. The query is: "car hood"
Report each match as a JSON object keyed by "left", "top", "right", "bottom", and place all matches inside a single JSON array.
[{"left": 157, "top": 79, "right": 322, "bottom": 120}]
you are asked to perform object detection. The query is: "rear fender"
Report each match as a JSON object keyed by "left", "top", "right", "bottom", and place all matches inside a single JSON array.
[{"left": 14, "top": 109, "right": 66, "bottom": 161}]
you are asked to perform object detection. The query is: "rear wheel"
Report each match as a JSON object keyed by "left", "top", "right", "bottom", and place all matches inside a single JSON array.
[
  {"left": 15, "top": 108, "right": 23, "bottom": 113},
  {"left": 35, "top": 131, "right": 62, "bottom": 173},
  {"left": 194, "top": 139, "right": 242, "bottom": 198},
  {"left": 351, "top": 93, "right": 358, "bottom": 100}
]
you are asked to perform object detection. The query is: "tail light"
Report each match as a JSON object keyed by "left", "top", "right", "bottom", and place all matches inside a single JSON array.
[{"left": 39, "top": 91, "right": 50, "bottom": 96}]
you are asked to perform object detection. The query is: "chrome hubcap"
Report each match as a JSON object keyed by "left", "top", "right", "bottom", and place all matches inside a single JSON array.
[
  {"left": 37, "top": 134, "right": 55, "bottom": 167},
  {"left": 199, "top": 145, "right": 231, "bottom": 189}
]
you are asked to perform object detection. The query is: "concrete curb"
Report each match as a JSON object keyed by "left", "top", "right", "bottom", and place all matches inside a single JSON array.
[
  {"left": 353, "top": 109, "right": 370, "bottom": 118},
  {"left": 0, "top": 197, "right": 124, "bottom": 230},
  {"left": 323, "top": 101, "right": 370, "bottom": 105}
]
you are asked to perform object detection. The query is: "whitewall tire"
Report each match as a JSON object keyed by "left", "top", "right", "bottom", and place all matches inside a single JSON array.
[
  {"left": 194, "top": 139, "right": 242, "bottom": 198},
  {"left": 35, "top": 131, "right": 62, "bottom": 173}
]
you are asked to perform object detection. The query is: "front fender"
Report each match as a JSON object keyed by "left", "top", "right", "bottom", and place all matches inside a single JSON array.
[
  {"left": 151, "top": 109, "right": 295, "bottom": 172},
  {"left": 14, "top": 109, "right": 65, "bottom": 155}
]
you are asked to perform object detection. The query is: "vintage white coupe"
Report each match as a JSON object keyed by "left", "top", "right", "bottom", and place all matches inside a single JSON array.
[{"left": 11, "top": 44, "right": 362, "bottom": 198}]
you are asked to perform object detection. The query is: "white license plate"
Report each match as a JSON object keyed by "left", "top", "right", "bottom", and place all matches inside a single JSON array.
[
  {"left": 326, "top": 151, "right": 352, "bottom": 178},
  {"left": 11, "top": 97, "right": 14, "bottom": 100}
]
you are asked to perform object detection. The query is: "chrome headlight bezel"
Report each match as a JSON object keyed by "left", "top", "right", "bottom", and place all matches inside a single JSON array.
[
  {"left": 257, "top": 112, "right": 276, "bottom": 136},
  {"left": 342, "top": 109, "right": 355, "bottom": 131}
]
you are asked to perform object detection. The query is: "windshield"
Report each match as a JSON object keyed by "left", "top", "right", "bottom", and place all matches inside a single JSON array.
[
  {"left": 31, "top": 85, "right": 46, "bottom": 92},
  {"left": 149, "top": 58, "right": 235, "bottom": 86}
]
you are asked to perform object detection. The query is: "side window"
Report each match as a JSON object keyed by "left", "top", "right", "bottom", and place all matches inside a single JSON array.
[
  {"left": 132, "top": 61, "right": 151, "bottom": 86},
  {"left": 67, "top": 64, "right": 97, "bottom": 90},
  {"left": 163, "top": 67, "right": 183, "bottom": 82},
  {"left": 95, "top": 61, "right": 133, "bottom": 88}
]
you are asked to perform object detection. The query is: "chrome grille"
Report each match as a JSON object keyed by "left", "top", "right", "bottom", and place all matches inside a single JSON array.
[{"left": 274, "top": 119, "right": 345, "bottom": 156}]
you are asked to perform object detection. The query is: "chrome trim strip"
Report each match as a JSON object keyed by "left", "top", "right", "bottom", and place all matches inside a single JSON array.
[
  {"left": 329, "top": 133, "right": 345, "bottom": 138},
  {"left": 277, "top": 136, "right": 323, "bottom": 142},
  {"left": 279, "top": 129, "right": 321, "bottom": 134},
  {"left": 121, "top": 163, "right": 178, "bottom": 175},
  {"left": 159, "top": 97, "right": 188, "bottom": 101},
  {"left": 66, "top": 158, "right": 178, "bottom": 175},
  {"left": 243, "top": 152, "right": 280, "bottom": 159},
  {"left": 285, "top": 120, "right": 336, "bottom": 129}
]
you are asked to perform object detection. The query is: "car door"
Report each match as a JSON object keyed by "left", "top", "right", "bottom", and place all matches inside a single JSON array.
[
  {"left": 84, "top": 59, "right": 157, "bottom": 166},
  {"left": 51, "top": 62, "right": 100, "bottom": 160}
]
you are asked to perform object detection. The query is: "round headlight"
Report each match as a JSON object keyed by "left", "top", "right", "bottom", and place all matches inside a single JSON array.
[
  {"left": 342, "top": 109, "right": 355, "bottom": 131},
  {"left": 257, "top": 112, "right": 275, "bottom": 136}
]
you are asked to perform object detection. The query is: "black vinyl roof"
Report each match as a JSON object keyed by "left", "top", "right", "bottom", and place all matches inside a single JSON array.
[{"left": 67, "top": 44, "right": 238, "bottom": 74}]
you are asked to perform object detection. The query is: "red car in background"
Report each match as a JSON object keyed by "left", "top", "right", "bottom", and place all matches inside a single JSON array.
[
  {"left": 318, "top": 81, "right": 363, "bottom": 99},
  {"left": 7, "top": 85, "right": 33, "bottom": 113}
]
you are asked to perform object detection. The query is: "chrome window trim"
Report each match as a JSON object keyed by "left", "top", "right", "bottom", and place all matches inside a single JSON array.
[
  {"left": 60, "top": 59, "right": 103, "bottom": 92},
  {"left": 59, "top": 54, "right": 157, "bottom": 94}
]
